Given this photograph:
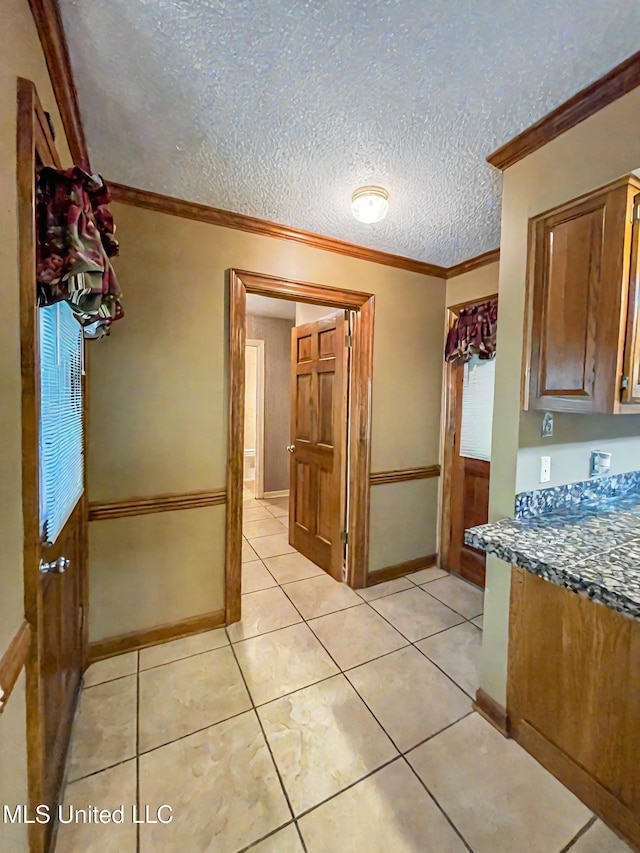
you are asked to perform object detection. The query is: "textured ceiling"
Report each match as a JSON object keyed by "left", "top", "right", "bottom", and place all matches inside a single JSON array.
[
  {"left": 60, "top": 0, "right": 640, "bottom": 266},
  {"left": 246, "top": 294, "right": 296, "bottom": 320}
]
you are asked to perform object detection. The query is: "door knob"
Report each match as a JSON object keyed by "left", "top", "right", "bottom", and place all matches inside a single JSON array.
[
  {"left": 40, "top": 557, "right": 69, "bottom": 574},
  {"left": 286, "top": 445, "right": 295, "bottom": 453}
]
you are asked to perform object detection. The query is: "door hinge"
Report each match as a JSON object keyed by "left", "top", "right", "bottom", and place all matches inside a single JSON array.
[
  {"left": 345, "top": 335, "right": 352, "bottom": 348},
  {"left": 621, "top": 375, "right": 630, "bottom": 392},
  {"left": 341, "top": 531, "right": 348, "bottom": 545}
]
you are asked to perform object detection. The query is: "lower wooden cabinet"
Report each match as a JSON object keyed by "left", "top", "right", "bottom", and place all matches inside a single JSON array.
[
  {"left": 508, "top": 568, "right": 640, "bottom": 848},
  {"left": 525, "top": 174, "right": 640, "bottom": 414}
]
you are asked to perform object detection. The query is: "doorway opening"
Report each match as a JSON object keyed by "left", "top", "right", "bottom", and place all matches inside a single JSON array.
[
  {"left": 243, "top": 337, "right": 265, "bottom": 498},
  {"left": 226, "top": 270, "right": 375, "bottom": 624},
  {"left": 440, "top": 295, "right": 498, "bottom": 589}
]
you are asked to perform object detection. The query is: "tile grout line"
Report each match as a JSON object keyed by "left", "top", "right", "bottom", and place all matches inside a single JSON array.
[
  {"left": 401, "top": 754, "right": 475, "bottom": 853},
  {"left": 236, "top": 560, "right": 490, "bottom": 850},
  {"left": 236, "top": 819, "right": 299, "bottom": 853},
  {"left": 226, "top": 633, "right": 300, "bottom": 829},
  {"left": 559, "top": 815, "right": 598, "bottom": 853}
]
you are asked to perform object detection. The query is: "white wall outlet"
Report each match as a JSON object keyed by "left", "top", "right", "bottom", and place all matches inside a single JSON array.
[
  {"left": 590, "top": 450, "right": 612, "bottom": 477},
  {"left": 540, "top": 455, "right": 551, "bottom": 483}
]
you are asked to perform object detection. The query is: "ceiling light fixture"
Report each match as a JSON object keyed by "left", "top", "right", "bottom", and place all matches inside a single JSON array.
[{"left": 351, "top": 186, "right": 389, "bottom": 224}]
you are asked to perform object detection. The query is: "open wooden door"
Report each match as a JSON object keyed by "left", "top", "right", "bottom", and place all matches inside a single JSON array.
[
  {"left": 18, "top": 79, "right": 86, "bottom": 853},
  {"left": 289, "top": 312, "right": 348, "bottom": 580},
  {"left": 448, "top": 356, "right": 490, "bottom": 587}
]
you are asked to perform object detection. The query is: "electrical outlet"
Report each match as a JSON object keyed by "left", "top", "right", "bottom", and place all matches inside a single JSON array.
[
  {"left": 540, "top": 456, "right": 551, "bottom": 483},
  {"left": 590, "top": 450, "right": 612, "bottom": 477}
]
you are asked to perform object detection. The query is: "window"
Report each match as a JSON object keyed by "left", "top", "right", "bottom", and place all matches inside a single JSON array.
[
  {"left": 459, "top": 354, "right": 496, "bottom": 462},
  {"left": 39, "top": 302, "right": 84, "bottom": 544}
]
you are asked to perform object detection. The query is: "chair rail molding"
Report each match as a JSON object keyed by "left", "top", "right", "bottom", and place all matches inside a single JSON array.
[
  {"left": 88, "top": 489, "right": 227, "bottom": 521},
  {"left": 369, "top": 465, "right": 440, "bottom": 486},
  {"left": 0, "top": 622, "right": 32, "bottom": 715}
]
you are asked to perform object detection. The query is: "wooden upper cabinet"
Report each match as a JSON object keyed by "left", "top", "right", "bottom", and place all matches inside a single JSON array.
[{"left": 526, "top": 175, "right": 640, "bottom": 414}]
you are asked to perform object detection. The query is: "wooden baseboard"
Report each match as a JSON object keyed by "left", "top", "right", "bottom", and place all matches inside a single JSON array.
[
  {"left": 0, "top": 621, "right": 31, "bottom": 714},
  {"left": 473, "top": 688, "right": 510, "bottom": 737},
  {"left": 514, "top": 720, "right": 640, "bottom": 851},
  {"left": 367, "top": 554, "right": 438, "bottom": 587},
  {"left": 87, "top": 609, "right": 225, "bottom": 663},
  {"left": 263, "top": 490, "right": 289, "bottom": 499}
]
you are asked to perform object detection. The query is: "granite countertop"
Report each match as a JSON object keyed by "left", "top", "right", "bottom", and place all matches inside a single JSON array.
[{"left": 465, "top": 491, "right": 640, "bottom": 619}]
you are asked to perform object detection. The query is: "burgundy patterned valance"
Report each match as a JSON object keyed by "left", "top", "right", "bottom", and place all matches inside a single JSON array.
[
  {"left": 445, "top": 299, "right": 498, "bottom": 363},
  {"left": 36, "top": 166, "right": 124, "bottom": 339}
]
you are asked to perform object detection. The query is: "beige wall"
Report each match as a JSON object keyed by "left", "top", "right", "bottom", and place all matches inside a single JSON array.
[
  {"left": 246, "top": 314, "right": 293, "bottom": 493},
  {"left": 295, "top": 302, "right": 337, "bottom": 325},
  {"left": 244, "top": 344, "right": 258, "bottom": 455},
  {"left": 88, "top": 202, "right": 446, "bottom": 639},
  {"left": 482, "top": 87, "right": 640, "bottom": 706},
  {"left": 0, "top": 1, "right": 73, "bottom": 846},
  {"left": 445, "top": 262, "right": 500, "bottom": 308}
]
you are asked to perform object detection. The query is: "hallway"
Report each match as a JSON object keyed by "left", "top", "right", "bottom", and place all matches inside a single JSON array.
[{"left": 57, "top": 493, "right": 628, "bottom": 852}]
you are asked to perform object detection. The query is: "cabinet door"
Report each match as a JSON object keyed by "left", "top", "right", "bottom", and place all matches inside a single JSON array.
[
  {"left": 621, "top": 193, "right": 640, "bottom": 405},
  {"left": 528, "top": 183, "right": 632, "bottom": 413}
]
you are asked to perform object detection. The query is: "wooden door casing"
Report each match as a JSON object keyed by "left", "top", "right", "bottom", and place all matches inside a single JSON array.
[
  {"left": 448, "top": 359, "right": 489, "bottom": 588},
  {"left": 290, "top": 313, "right": 348, "bottom": 580},
  {"left": 17, "top": 78, "right": 86, "bottom": 853}
]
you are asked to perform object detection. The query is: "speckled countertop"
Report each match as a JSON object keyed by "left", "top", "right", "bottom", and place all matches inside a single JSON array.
[{"left": 465, "top": 491, "right": 640, "bottom": 619}]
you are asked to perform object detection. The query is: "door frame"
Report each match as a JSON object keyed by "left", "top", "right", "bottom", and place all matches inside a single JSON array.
[
  {"left": 439, "top": 294, "right": 498, "bottom": 573},
  {"left": 226, "top": 269, "right": 375, "bottom": 623},
  {"left": 17, "top": 78, "right": 88, "bottom": 853},
  {"left": 244, "top": 338, "right": 265, "bottom": 499}
]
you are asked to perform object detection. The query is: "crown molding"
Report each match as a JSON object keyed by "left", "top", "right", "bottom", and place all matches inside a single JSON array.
[
  {"left": 28, "top": 0, "right": 90, "bottom": 170},
  {"left": 108, "top": 182, "right": 450, "bottom": 278},
  {"left": 445, "top": 248, "right": 500, "bottom": 279},
  {"left": 487, "top": 50, "right": 640, "bottom": 171}
]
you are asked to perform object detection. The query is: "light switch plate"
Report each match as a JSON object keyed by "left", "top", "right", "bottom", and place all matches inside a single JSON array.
[{"left": 540, "top": 456, "right": 551, "bottom": 483}]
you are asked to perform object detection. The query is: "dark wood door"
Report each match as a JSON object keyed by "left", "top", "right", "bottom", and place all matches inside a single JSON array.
[
  {"left": 38, "top": 505, "right": 84, "bottom": 841},
  {"left": 448, "top": 359, "right": 489, "bottom": 588},
  {"left": 17, "top": 78, "right": 86, "bottom": 853},
  {"left": 289, "top": 313, "right": 348, "bottom": 580}
]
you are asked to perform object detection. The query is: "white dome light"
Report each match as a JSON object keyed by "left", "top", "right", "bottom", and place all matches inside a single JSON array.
[{"left": 351, "top": 186, "right": 389, "bottom": 224}]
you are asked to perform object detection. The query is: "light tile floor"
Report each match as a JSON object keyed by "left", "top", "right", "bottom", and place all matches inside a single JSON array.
[{"left": 57, "top": 493, "right": 633, "bottom": 852}]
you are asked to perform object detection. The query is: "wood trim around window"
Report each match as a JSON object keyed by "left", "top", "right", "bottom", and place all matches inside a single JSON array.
[
  {"left": 88, "top": 489, "right": 227, "bottom": 521},
  {"left": 0, "top": 622, "right": 32, "bottom": 715},
  {"left": 27, "top": 0, "right": 90, "bottom": 170},
  {"left": 227, "top": 269, "right": 374, "bottom": 622},
  {"left": 369, "top": 466, "right": 440, "bottom": 486},
  {"left": 87, "top": 609, "right": 225, "bottom": 663},
  {"left": 439, "top": 296, "right": 498, "bottom": 573},
  {"left": 487, "top": 50, "right": 640, "bottom": 171}
]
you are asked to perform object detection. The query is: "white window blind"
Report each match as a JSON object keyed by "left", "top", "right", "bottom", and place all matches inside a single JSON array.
[
  {"left": 39, "top": 302, "right": 84, "bottom": 545},
  {"left": 459, "top": 354, "right": 496, "bottom": 462}
]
